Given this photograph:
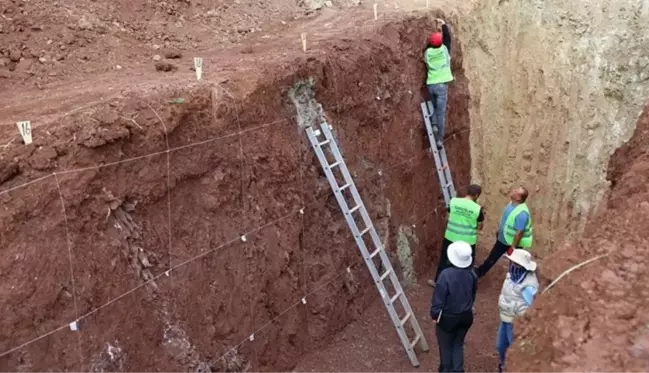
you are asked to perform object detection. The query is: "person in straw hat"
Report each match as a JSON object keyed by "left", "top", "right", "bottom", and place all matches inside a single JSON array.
[
  {"left": 496, "top": 249, "right": 539, "bottom": 372},
  {"left": 430, "top": 241, "right": 478, "bottom": 372}
]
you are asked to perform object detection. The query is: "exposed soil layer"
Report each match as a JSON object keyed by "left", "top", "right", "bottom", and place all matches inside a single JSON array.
[
  {"left": 0, "top": 11, "right": 474, "bottom": 371},
  {"left": 508, "top": 103, "right": 649, "bottom": 372}
]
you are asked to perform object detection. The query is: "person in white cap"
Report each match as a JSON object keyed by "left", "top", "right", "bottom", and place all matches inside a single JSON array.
[
  {"left": 496, "top": 249, "right": 539, "bottom": 372},
  {"left": 430, "top": 241, "right": 478, "bottom": 372}
]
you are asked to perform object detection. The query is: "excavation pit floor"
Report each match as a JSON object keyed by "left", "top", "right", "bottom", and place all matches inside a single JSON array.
[{"left": 294, "top": 260, "right": 507, "bottom": 372}]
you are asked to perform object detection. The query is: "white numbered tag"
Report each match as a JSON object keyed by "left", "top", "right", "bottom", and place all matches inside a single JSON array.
[
  {"left": 16, "top": 121, "right": 32, "bottom": 144},
  {"left": 194, "top": 57, "right": 203, "bottom": 80}
]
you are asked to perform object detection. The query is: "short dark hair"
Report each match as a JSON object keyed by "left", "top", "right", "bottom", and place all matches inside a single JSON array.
[
  {"left": 467, "top": 184, "right": 482, "bottom": 198},
  {"left": 519, "top": 186, "right": 529, "bottom": 202}
]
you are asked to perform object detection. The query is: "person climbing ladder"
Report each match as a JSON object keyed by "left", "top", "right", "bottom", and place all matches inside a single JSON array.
[{"left": 424, "top": 18, "right": 454, "bottom": 149}]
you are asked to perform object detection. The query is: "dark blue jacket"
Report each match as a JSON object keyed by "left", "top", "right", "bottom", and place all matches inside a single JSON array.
[{"left": 430, "top": 266, "right": 477, "bottom": 322}]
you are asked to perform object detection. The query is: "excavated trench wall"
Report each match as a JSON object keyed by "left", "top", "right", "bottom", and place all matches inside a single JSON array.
[
  {"left": 461, "top": 0, "right": 649, "bottom": 254},
  {"left": 0, "top": 16, "right": 470, "bottom": 371}
]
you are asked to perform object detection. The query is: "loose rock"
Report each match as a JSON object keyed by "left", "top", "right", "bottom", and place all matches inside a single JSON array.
[
  {"left": 155, "top": 61, "right": 177, "bottom": 72},
  {"left": 163, "top": 49, "right": 182, "bottom": 59}
]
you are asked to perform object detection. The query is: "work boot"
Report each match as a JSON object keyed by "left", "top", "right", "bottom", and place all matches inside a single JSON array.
[
  {"left": 436, "top": 140, "right": 443, "bottom": 149},
  {"left": 498, "top": 363, "right": 504, "bottom": 372},
  {"left": 432, "top": 125, "right": 439, "bottom": 134},
  {"left": 427, "top": 279, "right": 436, "bottom": 287}
]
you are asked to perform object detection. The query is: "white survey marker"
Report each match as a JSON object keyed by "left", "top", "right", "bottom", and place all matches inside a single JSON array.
[
  {"left": 69, "top": 321, "right": 78, "bottom": 331},
  {"left": 301, "top": 33, "right": 307, "bottom": 52},
  {"left": 301, "top": 297, "right": 307, "bottom": 304},
  {"left": 373, "top": 3, "right": 378, "bottom": 20},
  {"left": 16, "top": 121, "right": 32, "bottom": 145},
  {"left": 249, "top": 334, "right": 254, "bottom": 342},
  {"left": 194, "top": 57, "right": 203, "bottom": 80}
]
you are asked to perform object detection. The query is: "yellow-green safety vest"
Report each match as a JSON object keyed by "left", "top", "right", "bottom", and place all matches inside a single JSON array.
[
  {"left": 425, "top": 45, "right": 454, "bottom": 85},
  {"left": 503, "top": 203, "right": 533, "bottom": 248},
  {"left": 444, "top": 197, "right": 481, "bottom": 245}
]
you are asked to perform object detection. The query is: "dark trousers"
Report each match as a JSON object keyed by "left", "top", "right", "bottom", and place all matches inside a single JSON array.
[
  {"left": 434, "top": 238, "right": 477, "bottom": 282},
  {"left": 436, "top": 323, "right": 471, "bottom": 372},
  {"left": 475, "top": 240, "right": 510, "bottom": 278}
]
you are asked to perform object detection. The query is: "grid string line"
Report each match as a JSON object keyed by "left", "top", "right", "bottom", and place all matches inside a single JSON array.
[
  {"left": 215, "top": 255, "right": 366, "bottom": 365},
  {"left": 0, "top": 47, "right": 470, "bottom": 364},
  {"left": 53, "top": 173, "right": 84, "bottom": 364},
  {"left": 0, "top": 122, "right": 460, "bottom": 359},
  {"left": 0, "top": 207, "right": 300, "bottom": 359},
  {"left": 0, "top": 147, "right": 456, "bottom": 361}
]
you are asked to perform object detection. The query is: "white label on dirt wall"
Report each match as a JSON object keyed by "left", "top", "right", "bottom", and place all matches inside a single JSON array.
[
  {"left": 16, "top": 120, "right": 32, "bottom": 145},
  {"left": 194, "top": 57, "right": 203, "bottom": 80}
]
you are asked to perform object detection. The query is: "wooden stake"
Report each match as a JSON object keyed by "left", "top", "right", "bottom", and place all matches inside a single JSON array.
[
  {"left": 301, "top": 32, "right": 307, "bottom": 52},
  {"left": 373, "top": 3, "right": 378, "bottom": 20}
]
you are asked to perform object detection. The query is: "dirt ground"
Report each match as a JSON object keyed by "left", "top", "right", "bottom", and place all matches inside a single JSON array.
[{"left": 294, "top": 257, "right": 507, "bottom": 372}]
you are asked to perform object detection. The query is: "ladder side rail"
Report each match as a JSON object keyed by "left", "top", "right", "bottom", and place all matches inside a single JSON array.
[
  {"left": 421, "top": 102, "right": 451, "bottom": 205},
  {"left": 321, "top": 123, "right": 380, "bottom": 245},
  {"left": 309, "top": 123, "right": 425, "bottom": 366},
  {"left": 321, "top": 121, "right": 430, "bottom": 360},
  {"left": 439, "top": 148, "right": 456, "bottom": 199},
  {"left": 305, "top": 125, "right": 385, "bottom": 278}
]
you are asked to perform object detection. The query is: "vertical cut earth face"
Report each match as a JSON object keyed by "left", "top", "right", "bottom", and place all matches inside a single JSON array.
[
  {"left": 0, "top": 15, "right": 471, "bottom": 371},
  {"left": 461, "top": 0, "right": 649, "bottom": 253}
]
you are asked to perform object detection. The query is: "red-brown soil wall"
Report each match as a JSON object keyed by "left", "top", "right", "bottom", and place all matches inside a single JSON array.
[{"left": 0, "top": 16, "right": 471, "bottom": 371}]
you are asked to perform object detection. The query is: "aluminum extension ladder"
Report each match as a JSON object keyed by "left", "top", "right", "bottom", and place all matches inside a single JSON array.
[
  {"left": 305, "top": 121, "right": 429, "bottom": 367},
  {"left": 420, "top": 101, "right": 456, "bottom": 207}
]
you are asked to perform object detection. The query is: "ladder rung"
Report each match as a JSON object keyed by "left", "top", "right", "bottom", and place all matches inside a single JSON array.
[
  {"left": 400, "top": 311, "right": 411, "bottom": 326},
  {"left": 339, "top": 183, "right": 351, "bottom": 191},
  {"left": 359, "top": 227, "right": 371, "bottom": 236},
  {"left": 390, "top": 290, "right": 402, "bottom": 304},
  {"left": 410, "top": 334, "right": 421, "bottom": 349},
  {"left": 349, "top": 205, "right": 361, "bottom": 214},
  {"left": 318, "top": 140, "right": 330, "bottom": 146},
  {"left": 380, "top": 269, "right": 391, "bottom": 281},
  {"left": 328, "top": 161, "right": 342, "bottom": 169},
  {"left": 369, "top": 246, "right": 382, "bottom": 258}
]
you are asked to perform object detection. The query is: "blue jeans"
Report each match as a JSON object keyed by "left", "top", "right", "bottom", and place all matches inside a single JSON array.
[
  {"left": 427, "top": 83, "right": 449, "bottom": 140},
  {"left": 496, "top": 321, "right": 514, "bottom": 367}
]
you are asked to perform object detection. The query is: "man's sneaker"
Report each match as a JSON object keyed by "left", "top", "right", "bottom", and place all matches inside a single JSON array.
[
  {"left": 498, "top": 363, "right": 504, "bottom": 372},
  {"left": 432, "top": 126, "right": 439, "bottom": 134},
  {"left": 436, "top": 140, "right": 443, "bottom": 149},
  {"left": 427, "top": 279, "right": 436, "bottom": 287}
]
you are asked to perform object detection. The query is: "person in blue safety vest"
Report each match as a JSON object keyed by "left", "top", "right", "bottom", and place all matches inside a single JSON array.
[
  {"left": 424, "top": 18, "right": 454, "bottom": 150},
  {"left": 474, "top": 185, "right": 534, "bottom": 279}
]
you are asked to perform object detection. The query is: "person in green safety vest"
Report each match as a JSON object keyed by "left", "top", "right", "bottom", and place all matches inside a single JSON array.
[
  {"left": 424, "top": 18, "right": 454, "bottom": 150},
  {"left": 474, "top": 186, "right": 533, "bottom": 279},
  {"left": 427, "top": 184, "right": 484, "bottom": 287}
]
